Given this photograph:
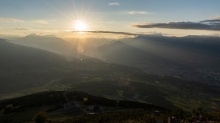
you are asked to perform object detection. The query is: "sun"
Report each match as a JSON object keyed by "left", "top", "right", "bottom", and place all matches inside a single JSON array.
[{"left": 74, "top": 20, "right": 87, "bottom": 31}]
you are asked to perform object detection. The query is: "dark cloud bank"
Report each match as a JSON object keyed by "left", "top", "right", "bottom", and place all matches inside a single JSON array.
[{"left": 132, "top": 17, "right": 220, "bottom": 31}]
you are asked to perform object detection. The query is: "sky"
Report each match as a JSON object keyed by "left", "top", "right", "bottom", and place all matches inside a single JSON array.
[{"left": 0, "top": 0, "right": 220, "bottom": 38}]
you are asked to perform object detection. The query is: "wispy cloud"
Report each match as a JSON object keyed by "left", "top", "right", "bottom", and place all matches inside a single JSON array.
[
  {"left": 109, "top": 2, "right": 120, "bottom": 5},
  {"left": 15, "top": 28, "right": 29, "bottom": 30},
  {"left": 132, "top": 18, "right": 220, "bottom": 31},
  {"left": 0, "top": 17, "right": 23, "bottom": 23},
  {"left": 73, "top": 30, "right": 137, "bottom": 35},
  {"left": 200, "top": 16, "right": 220, "bottom": 23},
  {"left": 31, "top": 20, "right": 48, "bottom": 24},
  {"left": 128, "top": 11, "right": 150, "bottom": 15}
]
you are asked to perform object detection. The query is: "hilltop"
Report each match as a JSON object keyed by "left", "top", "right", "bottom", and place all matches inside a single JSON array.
[{"left": 0, "top": 91, "right": 219, "bottom": 123}]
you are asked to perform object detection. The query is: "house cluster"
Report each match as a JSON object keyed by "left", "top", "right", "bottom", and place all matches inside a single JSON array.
[
  {"left": 63, "top": 101, "right": 104, "bottom": 115},
  {"left": 168, "top": 116, "right": 180, "bottom": 123},
  {"left": 87, "top": 105, "right": 103, "bottom": 115},
  {"left": 154, "top": 110, "right": 160, "bottom": 116},
  {"left": 64, "top": 101, "right": 81, "bottom": 111}
]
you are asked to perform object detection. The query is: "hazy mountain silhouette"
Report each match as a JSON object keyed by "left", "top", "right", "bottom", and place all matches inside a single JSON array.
[
  {"left": 97, "top": 41, "right": 173, "bottom": 64},
  {"left": 0, "top": 38, "right": 139, "bottom": 93},
  {"left": 9, "top": 34, "right": 112, "bottom": 56},
  {"left": 119, "top": 35, "right": 220, "bottom": 67},
  {"left": 9, "top": 34, "right": 74, "bottom": 55},
  {"left": 0, "top": 39, "right": 66, "bottom": 70},
  {"left": 8, "top": 34, "right": 220, "bottom": 68}
]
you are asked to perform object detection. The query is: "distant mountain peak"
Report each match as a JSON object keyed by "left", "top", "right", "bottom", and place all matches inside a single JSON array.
[
  {"left": 114, "top": 41, "right": 124, "bottom": 44},
  {"left": 0, "top": 39, "right": 7, "bottom": 43},
  {"left": 25, "top": 34, "right": 57, "bottom": 38}
]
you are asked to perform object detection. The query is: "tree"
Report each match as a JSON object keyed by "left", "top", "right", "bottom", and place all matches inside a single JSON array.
[
  {"left": 172, "top": 108, "right": 184, "bottom": 120},
  {"left": 212, "top": 109, "right": 220, "bottom": 121},
  {"left": 4, "top": 107, "right": 12, "bottom": 114},
  {"left": 34, "top": 111, "right": 48, "bottom": 123}
]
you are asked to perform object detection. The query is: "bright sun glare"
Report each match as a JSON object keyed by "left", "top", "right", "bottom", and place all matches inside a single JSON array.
[{"left": 74, "top": 20, "right": 87, "bottom": 31}]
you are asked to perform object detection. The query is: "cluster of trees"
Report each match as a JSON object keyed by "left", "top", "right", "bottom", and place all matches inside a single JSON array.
[
  {"left": 1, "top": 91, "right": 219, "bottom": 123},
  {"left": 0, "top": 91, "right": 169, "bottom": 115},
  {"left": 0, "top": 91, "right": 66, "bottom": 114},
  {"left": 48, "top": 107, "right": 220, "bottom": 123},
  {"left": 171, "top": 107, "right": 220, "bottom": 122},
  {"left": 3, "top": 106, "right": 26, "bottom": 114},
  {"left": 84, "top": 96, "right": 117, "bottom": 106},
  {"left": 65, "top": 91, "right": 168, "bottom": 110},
  {"left": 189, "top": 108, "right": 220, "bottom": 122},
  {"left": 34, "top": 111, "right": 48, "bottom": 123},
  {"left": 50, "top": 110, "right": 161, "bottom": 123},
  {"left": 46, "top": 104, "right": 63, "bottom": 112},
  {"left": 118, "top": 100, "right": 168, "bottom": 111}
]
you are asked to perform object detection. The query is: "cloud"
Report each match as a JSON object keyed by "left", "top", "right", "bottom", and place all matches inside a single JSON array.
[
  {"left": 201, "top": 16, "right": 220, "bottom": 23},
  {"left": 0, "top": 17, "right": 23, "bottom": 23},
  {"left": 31, "top": 20, "right": 48, "bottom": 24},
  {"left": 15, "top": 28, "right": 29, "bottom": 30},
  {"left": 73, "top": 30, "right": 138, "bottom": 35},
  {"left": 109, "top": 2, "right": 120, "bottom": 5},
  {"left": 132, "top": 21, "right": 220, "bottom": 31},
  {"left": 128, "top": 11, "right": 150, "bottom": 15}
]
